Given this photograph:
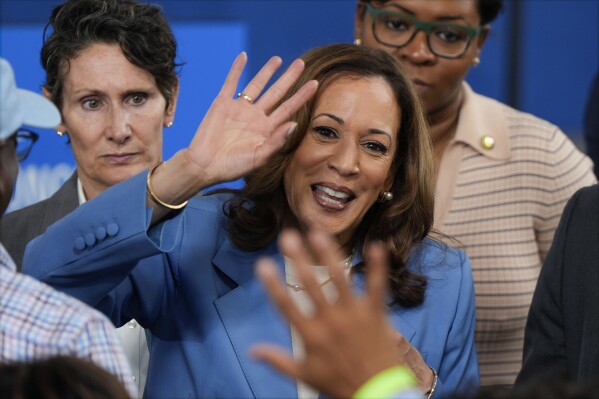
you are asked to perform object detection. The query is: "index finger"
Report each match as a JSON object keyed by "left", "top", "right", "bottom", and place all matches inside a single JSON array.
[{"left": 268, "top": 80, "right": 318, "bottom": 129}]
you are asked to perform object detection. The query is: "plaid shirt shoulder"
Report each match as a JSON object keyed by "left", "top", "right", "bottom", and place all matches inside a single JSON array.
[{"left": 0, "top": 243, "right": 137, "bottom": 397}]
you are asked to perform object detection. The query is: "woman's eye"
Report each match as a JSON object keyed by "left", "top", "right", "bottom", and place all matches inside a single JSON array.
[
  {"left": 82, "top": 99, "right": 101, "bottom": 110},
  {"left": 364, "top": 141, "right": 388, "bottom": 154},
  {"left": 435, "top": 28, "right": 467, "bottom": 43},
  {"left": 129, "top": 94, "right": 147, "bottom": 105},
  {"left": 314, "top": 126, "right": 337, "bottom": 139},
  {"left": 384, "top": 17, "right": 410, "bottom": 32}
]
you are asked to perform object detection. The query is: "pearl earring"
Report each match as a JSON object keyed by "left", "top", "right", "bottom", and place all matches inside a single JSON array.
[
  {"left": 353, "top": 38, "right": 362, "bottom": 46},
  {"left": 165, "top": 121, "right": 173, "bottom": 128},
  {"left": 378, "top": 191, "right": 393, "bottom": 202},
  {"left": 56, "top": 131, "right": 64, "bottom": 136},
  {"left": 472, "top": 57, "right": 481, "bottom": 66}
]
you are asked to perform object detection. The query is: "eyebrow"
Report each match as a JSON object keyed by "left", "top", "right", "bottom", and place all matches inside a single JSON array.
[
  {"left": 312, "top": 113, "right": 393, "bottom": 139},
  {"left": 71, "top": 87, "right": 153, "bottom": 97},
  {"left": 312, "top": 112, "right": 344, "bottom": 124},
  {"left": 388, "top": 4, "right": 469, "bottom": 23}
]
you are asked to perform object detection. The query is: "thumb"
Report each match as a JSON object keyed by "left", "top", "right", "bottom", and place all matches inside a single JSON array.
[{"left": 250, "top": 344, "right": 302, "bottom": 380}]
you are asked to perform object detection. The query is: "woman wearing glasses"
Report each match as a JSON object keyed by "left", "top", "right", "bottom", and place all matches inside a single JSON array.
[
  {"left": 3, "top": 130, "right": 38, "bottom": 163},
  {"left": 354, "top": 0, "right": 596, "bottom": 386}
]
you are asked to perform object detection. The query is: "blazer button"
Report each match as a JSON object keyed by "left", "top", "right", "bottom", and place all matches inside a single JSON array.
[
  {"left": 95, "top": 226, "right": 107, "bottom": 241},
  {"left": 106, "top": 223, "right": 119, "bottom": 237},
  {"left": 85, "top": 232, "right": 96, "bottom": 247},
  {"left": 74, "top": 236, "right": 86, "bottom": 251}
]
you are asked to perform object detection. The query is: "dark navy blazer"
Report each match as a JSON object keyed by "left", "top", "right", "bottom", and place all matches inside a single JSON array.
[{"left": 518, "top": 185, "right": 599, "bottom": 384}]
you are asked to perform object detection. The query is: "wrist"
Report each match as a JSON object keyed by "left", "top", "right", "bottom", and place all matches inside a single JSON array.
[
  {"left": 150, "top": 150, "right": 210, "bottom": 204},
  {"left": 353, "top": 365, "right": 417, "bottom": 399},
  {"left": 146, "top": 162, "right": 189, "bottom": 210},
  {"left": 177, "top": 148, "right": 219, "bottom": 192},
  {"left": 425, "top": 367, "right": 438, "bottom": 398}
]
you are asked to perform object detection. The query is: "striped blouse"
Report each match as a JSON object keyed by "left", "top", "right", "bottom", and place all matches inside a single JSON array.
[{"left": 434, "top": 83, "right": 597, "bottom": 386}]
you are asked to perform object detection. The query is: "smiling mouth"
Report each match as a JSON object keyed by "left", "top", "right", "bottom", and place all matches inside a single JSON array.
[{"left": 312, "top": 184, "right": 355, "bottom": 210}]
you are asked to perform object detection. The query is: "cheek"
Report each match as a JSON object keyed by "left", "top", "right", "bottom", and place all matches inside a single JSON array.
[
  {"left": 68, "top": 133, "right": 98, "bottom": 158},
  {"left": 61, "top": 109, "right": 103, "bottom": 148},
  {"left": 438, "top": 60, "right": 472, "bottom": 85},
  {"left": 139, "top": 127, "right": 164, "bottom": 153},
  {"left": 362, "top": 163, "right": 393, "bottom": 195},
  {"left": 364, "top": 35, "right": 387, "bottom": 53}
]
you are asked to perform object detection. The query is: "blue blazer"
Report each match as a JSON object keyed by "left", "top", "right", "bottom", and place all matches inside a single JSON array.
[{"left": 23, "top": 171, "right": 479, "bottom": 398}]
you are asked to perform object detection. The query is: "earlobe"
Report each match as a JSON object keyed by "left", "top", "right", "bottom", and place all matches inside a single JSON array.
[
  {"left": 165, "top": 81, "right": 180, "bottom": 120},
  {"left": 42, "top": 87, "right": 52, "bottom": 101},
  {"left": 55, "top": 124, "right": 68, "bottom": 135},
  {"left": 354, "top": 2, "right": 366, "bottom": 41},
  {"left": 383, "top": 174, "right": 394, "bottom": 196},
  {"left": 42, "top": 87, "right": 66, "bottom": 133}
]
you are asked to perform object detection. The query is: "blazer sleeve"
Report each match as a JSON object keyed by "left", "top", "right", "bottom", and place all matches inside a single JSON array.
[
  {"left": 434, "top": 249, "right": 480, "bottom": 397},
  {"left": 516, "top": 187, "right": 582, "bottom": 383},
  {"left": 21, "top": 171, "right": 184, "bottom": 326}
]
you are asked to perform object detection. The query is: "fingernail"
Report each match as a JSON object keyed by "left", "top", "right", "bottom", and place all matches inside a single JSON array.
[{"left": 286, "top": 123, "right": 297, "bottom": 138}]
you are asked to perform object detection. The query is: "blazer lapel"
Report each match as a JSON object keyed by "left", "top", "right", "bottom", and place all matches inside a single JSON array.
[
  {"left": 213, "top": 238, "right": 297, "bottom": 399},
  {"left": 212, "top": 243, "right": 416, "bottom": 398},
  {"left": 352, "top": 272, "right": 416, "bottom": 342}
]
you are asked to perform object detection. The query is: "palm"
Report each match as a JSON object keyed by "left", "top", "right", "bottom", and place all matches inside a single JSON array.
[
  {"left": 185, "top": 53, "right": 317, "bottom": 185},
  {"left": 188, "top": 92, "right": 282, "bottom": 182}
]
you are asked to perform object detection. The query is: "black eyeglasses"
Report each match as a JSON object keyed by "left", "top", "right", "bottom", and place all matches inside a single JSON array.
[
  {"left": 6, "top": 129, "right": 39, "bottom": 161},
  {"left": 365, "top": 4, "right": 482, "bottom": 59}
]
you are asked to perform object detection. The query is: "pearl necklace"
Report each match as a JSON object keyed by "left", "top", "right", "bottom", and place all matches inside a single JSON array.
[{"left": 285, "top": 251, "right": 355, "bottom": 292}]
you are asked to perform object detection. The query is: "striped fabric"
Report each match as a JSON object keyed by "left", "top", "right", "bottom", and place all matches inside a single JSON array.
[
  {"left": 0, "top": 242, "right": 138, "bottom": 397},
  {"left": 434, "top": 84, "right": 597, "bottom": 386}
]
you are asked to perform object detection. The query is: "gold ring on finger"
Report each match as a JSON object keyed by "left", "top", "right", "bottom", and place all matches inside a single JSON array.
[{"left": 236, "top": 92, "right": 254, "bottom": 104}]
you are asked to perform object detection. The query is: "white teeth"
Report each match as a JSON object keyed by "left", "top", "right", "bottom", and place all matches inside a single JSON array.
[
  {"left": 316, "top": 193, "right": 342, "bottom": 205},
  {"left": 315, "top": 185, "right": 351, "bottom": 199}
]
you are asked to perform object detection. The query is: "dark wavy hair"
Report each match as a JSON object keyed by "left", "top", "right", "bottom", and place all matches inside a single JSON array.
[
  {"left": 221, "top": 44, "right": 435, "bottom": 307},
  {"left": 0, "top": 356, "right": 131, "bottom": 399},
  {"left": 358, "top": 0, "right": 504, "bottom": 25},
  {"left": 41, "top": 0, "right": 179, "bottom": 109}
]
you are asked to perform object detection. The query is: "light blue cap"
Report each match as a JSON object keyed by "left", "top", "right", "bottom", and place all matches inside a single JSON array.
[{"left": 0, "top": 57, "right": 61, "bottom": 140}]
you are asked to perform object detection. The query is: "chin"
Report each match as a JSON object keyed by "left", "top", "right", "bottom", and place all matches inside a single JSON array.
[{"left": 102, "top": 170, "right": 138, "bottom": 187}]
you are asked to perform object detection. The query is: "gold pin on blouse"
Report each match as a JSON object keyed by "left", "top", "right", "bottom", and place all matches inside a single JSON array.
[{"left": 480, "top": 135, "right": 495, "bottom": 150}]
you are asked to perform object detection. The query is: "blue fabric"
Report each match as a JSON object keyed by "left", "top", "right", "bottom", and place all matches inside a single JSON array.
[{"left": 23, "top": 171, "right": 479, "bottom": 398}]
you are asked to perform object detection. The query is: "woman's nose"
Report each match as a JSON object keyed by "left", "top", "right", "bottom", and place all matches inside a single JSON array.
[
  {"left": 328, "top": 140, "right": 360, "bottom": 176},
  {"left": 107, "top": 106, "right": 132, "bottom": 144},
  {"left": 397, "top": 31, "right": 436, "bottom": 64}
]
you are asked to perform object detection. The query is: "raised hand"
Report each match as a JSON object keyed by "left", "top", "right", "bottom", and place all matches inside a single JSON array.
[
  {"left": 184, "top": 53, "right": 318, "bottom": 187},
  {"left": 251, "top": 230, "right": 403, "bottom": 398},
  {"left": 146, "top": 53, "right": 317, "bottom": 216}
]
